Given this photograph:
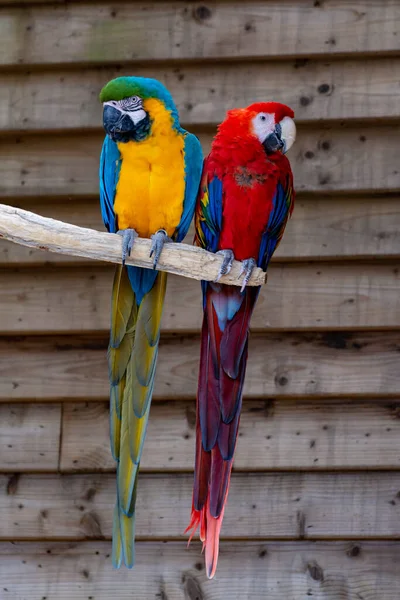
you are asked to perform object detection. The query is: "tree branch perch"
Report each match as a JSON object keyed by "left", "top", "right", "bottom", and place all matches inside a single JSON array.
[{"left": 0, "top": 203, "right": 266, "bottom": 287}]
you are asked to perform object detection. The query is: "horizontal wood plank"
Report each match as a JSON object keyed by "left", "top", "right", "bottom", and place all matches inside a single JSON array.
[
  {"left": 0, "top": 541, "right": 399, "bottom": 599},
  {"left": 0, "top": 332, "right": 398, "bottom": 401},
  {"left": 0, "top": 263, "right": 399, "bottom": 334},
  {"left": 2, "top": 57, "right": 400, "bottom": 132},
  {"left": 1, "top": 471, "right": 400, "bottom": 539},
  {"left": 60, "top": 399, "right": 400, "bottom": 472},
  {"left": 2, "top": 195, "right": 400, "bottom": 265},
  {"left": 1, "top": 1, "right": 398, "bottom": 67},
  {"left": 0, "top": 403, "right": 60, "bottom": 471},
  {"left": 4, "top": 399, "right": 400, "bottom": 473},
  {"left": 1, "top": 126, "right": 399, "bottom": 198}
]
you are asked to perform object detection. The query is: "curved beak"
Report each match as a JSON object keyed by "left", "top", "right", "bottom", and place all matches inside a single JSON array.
[
  {"left": 103, "top": 105, "right": 136, "bottom": 140},
  {"left": 280, "top": 116, "right": 296, "bottom": 154},
  {"left": 263, "top": 123, "right": 285, "bottom": 154}
]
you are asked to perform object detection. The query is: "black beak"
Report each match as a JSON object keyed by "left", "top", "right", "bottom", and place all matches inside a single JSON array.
[
  {"left": 103, "top": 105, "right": 136, "bottom": 142},
  {"left": 263, "top": 123, "right": 285, "bottom": 154}
]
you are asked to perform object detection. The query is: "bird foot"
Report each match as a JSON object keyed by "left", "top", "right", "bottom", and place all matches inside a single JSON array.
[
  {"left": 215, "top": 249, "right": 235, "bottom": 282},
  {"left": 117, "top": 229, "right": 138, "bottom": 265},
  {"left": 149, "top": 229, "right": 173, "bottom": 269},
  {"left": 239, "top": 258, "right": 257, "bottom": 292}
]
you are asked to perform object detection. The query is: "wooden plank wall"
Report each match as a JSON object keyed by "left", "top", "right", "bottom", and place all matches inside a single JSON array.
[{"left": 0, "top": 1, "right": 399, "bottom": 598}]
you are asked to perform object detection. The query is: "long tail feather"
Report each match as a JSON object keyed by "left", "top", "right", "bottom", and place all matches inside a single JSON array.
[
  {"left": 186, "top": 283, "right": 259, "bottom": 578},
  {"left": 112, "top": 502, "right": 123, "bottom": 568},
  {"left": 109, "top": 265, "right": 167, "bottom": 568}
]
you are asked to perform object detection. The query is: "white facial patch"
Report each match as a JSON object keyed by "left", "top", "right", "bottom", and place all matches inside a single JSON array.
[
  {"left": 251, "top": 112, "right": 275, "bottom": 143},
  {"left": 127, "top": 108, "right": 147, "bottom": 125},
  {"left": 103, "top": 97, "right": 147, "bottom": 125},
  {"left": 280, "top": 116, "right": 296, "bottom": 153}
]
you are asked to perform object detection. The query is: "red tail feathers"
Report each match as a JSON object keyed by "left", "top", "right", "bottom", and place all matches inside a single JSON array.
[
  {"left": 185, "top": 427, "right": 234, "bottom": 578},
  {"left": 186, "top": 283, "right": 258, "bottom": 578}
]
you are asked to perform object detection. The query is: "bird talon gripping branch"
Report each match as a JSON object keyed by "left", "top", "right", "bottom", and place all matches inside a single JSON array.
[
  {"left": 239, "top": 257, "right": 257, "bottom": 292},
  {"left": 117, "top": 228, "right": 138, "bottom": 264},
  {"left": 149, "top": 229, "right": 173, "bottom": 269},
  {"left": 215, "top": 249, "right": 235, "bottom": 281}
]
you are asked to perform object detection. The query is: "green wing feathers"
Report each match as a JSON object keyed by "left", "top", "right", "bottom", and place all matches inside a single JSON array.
[{"left": 108, "top": 265, "right": 167, "bottom": 568}]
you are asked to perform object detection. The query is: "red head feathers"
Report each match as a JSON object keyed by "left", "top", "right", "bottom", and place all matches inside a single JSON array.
[
  {"left": 211, "top": 101, "right": 296, "bottom": 166},
  {"left": 218, "top": 101, "right": 294, "bottom": 135}
]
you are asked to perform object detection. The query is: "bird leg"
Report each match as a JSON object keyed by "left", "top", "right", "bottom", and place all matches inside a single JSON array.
[
  {"left": 239, "top": 258, "right": 257, "bottom": 292},
  {"left": 117, "top": 228, "right": 138, "bottom": 265},
  {"left": 149, "top": 229, "right": 173, "bottom": 269},
  {"left": 215, "top": 249, "right": 235, "bottom": 282}
]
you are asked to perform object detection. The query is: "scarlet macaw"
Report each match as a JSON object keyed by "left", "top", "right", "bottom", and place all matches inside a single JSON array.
[
  {"left": 99, "top": 77, "right": 203, "bottom": 568},
  {"left": 186, "top": 102, "right": 296, "bottom": 578}
]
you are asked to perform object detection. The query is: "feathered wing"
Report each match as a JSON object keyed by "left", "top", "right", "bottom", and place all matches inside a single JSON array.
[
  {"left": 194, "top": 156, "right": 223, "bottom": 253},
  {"left": 100, "top": 132, "right": 203, "bottom": 568},
  {"left": 187, "top": 158, "right": 294, "bottom": 578},
  {"left": 99, "top": 136, "right": 120, "bottom": 234},
  {"left": 175, "top": 132, "right": 204, "bottom": 242},
  {"left": 258, "top": 170, "right": 295, "bottom": 269}
]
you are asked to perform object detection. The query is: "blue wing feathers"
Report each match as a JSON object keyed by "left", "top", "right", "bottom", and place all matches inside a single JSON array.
[
  {"left": 99, "top": 136, "right": 121, "bottom": 234},
  {"left": 174, "top": 132, "right": 203, "bottom": 243},
  {"left": 258, "top": 178, "right": 292, "bottom": 270},
  {"left": 197, "top": 174, "right": 223, "bottom": 253},
  {"left": 208, "top": 177, "right": 223, "bottom": 247}
]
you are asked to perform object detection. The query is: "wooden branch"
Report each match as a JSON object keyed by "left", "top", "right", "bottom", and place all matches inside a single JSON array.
[{"left": 0, "top": 203, "right": 266, "bottom": 287}]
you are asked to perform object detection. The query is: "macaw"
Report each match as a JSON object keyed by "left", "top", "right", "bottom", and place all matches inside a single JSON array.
[
  {"left": 186, "top": 102, "right": 296, "bottom": 578},
  {"left": 99, "top": 76, "right": 203, "bottom": 568}
]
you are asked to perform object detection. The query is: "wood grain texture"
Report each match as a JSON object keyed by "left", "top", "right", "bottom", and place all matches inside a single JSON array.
[
  {"left": 0, "top": 199, "right": 102, "bottom": 265},
  {"left": 2, "top": 57, "right": 400, "bottom": 132},
  {"left": 0, "top": 332, "right": 398, "bottom": 401},
  {"left": 1, "top": 263, "right": 399, "bottom": 334},
  {"left": 0, "top": 403, "right": 61, "bottom": 472},
  {"left": 0, "top": 203, "right": 265, "bottom": 287},
  {"left": 60, "top": 399, "right": 400, "bottom": 472},
  {"left": 1, "top": 471, "right": 400, "bottom": 539},
  {"left": 2, "top": 195, "right": 400, "bottom": 265},
  {"left": 0, "top": 541, "right": 399, "bottom": 600},
  {"left": 1, "top": 126, "right": 399, "bottom": 198},
  {"left": 0, "top": 1, "right": 398, "bottom": 67},
  {"left": 0, "top": 0, "right": 399, "bottom": 595}
]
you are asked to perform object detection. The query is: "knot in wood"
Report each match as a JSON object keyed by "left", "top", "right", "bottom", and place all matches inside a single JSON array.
[{"left": 193, "top": 5, "right": 212, "bottom": 22}]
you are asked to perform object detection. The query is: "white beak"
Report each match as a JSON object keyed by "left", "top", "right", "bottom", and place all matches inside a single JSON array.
[{"left": 280, "top": 116, "right": 296, "bottom": 153}]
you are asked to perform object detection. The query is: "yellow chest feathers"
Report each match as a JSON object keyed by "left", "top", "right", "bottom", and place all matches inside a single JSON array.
[{"left": 114, "top": 98, "right": 186, "bottom": 238}]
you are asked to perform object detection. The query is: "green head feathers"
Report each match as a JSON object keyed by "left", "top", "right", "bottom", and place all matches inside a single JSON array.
[{"left": 99, "top": 76, "right": 180, "bottom": 127}]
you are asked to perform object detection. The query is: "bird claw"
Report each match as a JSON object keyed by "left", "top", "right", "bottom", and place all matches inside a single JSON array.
[
  {"left": 117, "top": 229, "right": 138, "bottom": 265},
  {"left": 215, "top": 249, "right": 235, "bottom": 282},
  {"left": 149, "top": 229, "right": 173, "bottom": 269},
  {"left": 239, "top": 258, "right": 257, "bottom": 292}
]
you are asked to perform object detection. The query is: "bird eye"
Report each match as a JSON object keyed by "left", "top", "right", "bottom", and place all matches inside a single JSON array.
[
  {"left": 260, "top": 115, "right": 266, "bottom": 121},
  {"left": 121, "top": 96, "right": 142, "bottom": 111}
]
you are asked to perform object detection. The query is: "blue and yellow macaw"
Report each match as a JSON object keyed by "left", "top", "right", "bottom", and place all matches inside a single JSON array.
[{"left": 99, "top": 77, "right": 203, "bottom": 568}]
